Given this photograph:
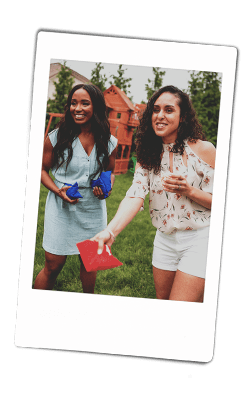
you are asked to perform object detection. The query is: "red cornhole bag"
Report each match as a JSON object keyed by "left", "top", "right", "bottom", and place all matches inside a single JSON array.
[{"left": 76, "top": 240, "right": 123, "bottom": 272}]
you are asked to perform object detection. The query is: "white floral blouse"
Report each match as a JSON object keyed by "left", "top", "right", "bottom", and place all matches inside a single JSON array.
[{"left": 126, "top": 140, "right": 214, "bottom": 234}]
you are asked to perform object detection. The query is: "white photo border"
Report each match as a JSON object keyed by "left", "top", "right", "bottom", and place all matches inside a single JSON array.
[{"left": 15, "top": 31, "right": 237, "bottom": 362}]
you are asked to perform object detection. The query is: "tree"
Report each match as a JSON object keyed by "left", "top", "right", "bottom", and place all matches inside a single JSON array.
[
  {"left": 90, "top": 62, "right": 107, "bottom": 92},
  {"left": 46, "top": 62, "right": 75, "bottom": 131},
  {"left": 145, "top": 67, "right": 166, "bottom": 100},
  {"left": 109, "top": 64, "right": 132, "bottom": 98},
  {"left": 187, "top": 71, "right": 222, "bottom": 146}
]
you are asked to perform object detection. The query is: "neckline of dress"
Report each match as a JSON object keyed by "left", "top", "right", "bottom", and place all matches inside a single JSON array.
[
  {"left": 162, "top": 140, "right": 189, "bottom": 149},
  {"left": 77, "top": 136, "right": 95, "bottom": 158},
  {"left": 162, "top": 142, "right": 175, "bottom": 148}
]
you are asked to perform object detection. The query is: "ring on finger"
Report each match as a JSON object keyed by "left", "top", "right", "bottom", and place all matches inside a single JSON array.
[{"left": 178, "top": 184, "right": 181, "bottom": 190}]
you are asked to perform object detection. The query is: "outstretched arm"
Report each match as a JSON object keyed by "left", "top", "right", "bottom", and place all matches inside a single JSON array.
[
  {"left": 91, "top": 196, "right": 144, "bottom": 254},
  {"left": 92, "top": 162, "right": 149, "bottom": 253}
]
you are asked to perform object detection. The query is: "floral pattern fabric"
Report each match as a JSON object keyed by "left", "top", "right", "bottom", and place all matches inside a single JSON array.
[{"left": 126, "top": 140, "right": 214, "bottom": 234}]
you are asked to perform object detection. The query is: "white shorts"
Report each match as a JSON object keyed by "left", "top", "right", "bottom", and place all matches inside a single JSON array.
[{"left": 152, "top": 227, "right": 210, "bottom": 279}]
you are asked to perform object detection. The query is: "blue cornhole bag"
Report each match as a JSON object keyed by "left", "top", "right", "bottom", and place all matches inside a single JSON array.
[
  {"left": 64, "top": 182, "right": 83, "bottom": 200},
  {"left": 91, "top": 171, "right": 112, "bottom": 199}
]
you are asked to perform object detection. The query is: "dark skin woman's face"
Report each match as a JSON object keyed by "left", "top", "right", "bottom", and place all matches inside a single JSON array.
[{"left": 70, "top": 88, "right": 94, "bottom": 127}]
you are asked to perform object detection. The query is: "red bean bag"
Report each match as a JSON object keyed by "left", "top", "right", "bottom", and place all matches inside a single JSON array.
[{"left": 76, "top": 240, "right": 123, "bottom": 272}]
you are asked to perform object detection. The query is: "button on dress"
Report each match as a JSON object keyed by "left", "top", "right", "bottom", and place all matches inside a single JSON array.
[{"left": 42, "top": 129, "right": 118, "bottom": 255}]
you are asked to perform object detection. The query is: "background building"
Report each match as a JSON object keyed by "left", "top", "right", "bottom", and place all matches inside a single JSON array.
[
  {"left": 48, "top": 63, "right": 89, "bottom": 100},
  {"left": 104, "top": 85, "right": 145, "bottom": 174}
]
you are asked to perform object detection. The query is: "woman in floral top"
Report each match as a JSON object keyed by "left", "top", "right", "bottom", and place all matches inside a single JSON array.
[{"left": 91, "top": 86, "right": 216, "bottom": 303}]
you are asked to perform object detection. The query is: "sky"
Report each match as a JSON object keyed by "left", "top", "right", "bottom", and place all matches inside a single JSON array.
[{"left": 52, "top": 58, "right": 193, "bottom": 104}]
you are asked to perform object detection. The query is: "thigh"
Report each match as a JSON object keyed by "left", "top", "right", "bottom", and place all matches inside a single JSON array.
[
  {"left": 169, "top": 270, "right": 205, "bottom": 302},
  {"left": 153, "top": 266, "right": 176, "bottom": 300}
]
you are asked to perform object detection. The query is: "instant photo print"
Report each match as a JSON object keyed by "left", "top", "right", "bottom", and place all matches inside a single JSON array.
[{"left": 15, "top": 32, "right": 237, "bottom": 362}]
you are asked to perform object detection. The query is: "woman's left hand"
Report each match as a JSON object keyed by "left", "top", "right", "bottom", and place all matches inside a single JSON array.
[
  {"left": 161, "top": 174, "right": 192, "bottom": 197},
  {"left": 92, "top": 186, "right": 112, "bottom": 200}
]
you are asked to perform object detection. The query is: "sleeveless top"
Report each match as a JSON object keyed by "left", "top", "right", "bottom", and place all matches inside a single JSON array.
[{"left": 126, "top": 140, "right": 214, "bottom": 234}]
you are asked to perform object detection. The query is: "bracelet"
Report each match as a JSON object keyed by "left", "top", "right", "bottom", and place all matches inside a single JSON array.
[{"left": 105, "top": 228, "right": 115, "bottom": 242}]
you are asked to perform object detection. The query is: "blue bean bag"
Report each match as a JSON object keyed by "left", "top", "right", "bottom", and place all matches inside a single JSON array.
[
  {"left": 91, "top": 171, "right": 112, "bottom": 199},
  {"left": 64, "top": 182, "right": 83, "bottom": 200}
]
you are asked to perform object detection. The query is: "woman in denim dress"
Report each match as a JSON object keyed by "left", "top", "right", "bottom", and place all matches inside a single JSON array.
[{"left": 34, "top": 84, "right": 117, "bottom": 293}]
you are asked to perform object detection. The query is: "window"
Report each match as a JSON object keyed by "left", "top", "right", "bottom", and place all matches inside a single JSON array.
[
  {"left": 123, "top": 145, "right": 130, "bottom": 159},
  {"left": 116, "top": 145, "right": 122, "bottom": 159}
]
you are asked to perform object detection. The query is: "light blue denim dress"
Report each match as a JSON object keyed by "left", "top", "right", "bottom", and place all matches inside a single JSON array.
[{"left": 42, "top": 129, "right": 118, "bottom": 255}]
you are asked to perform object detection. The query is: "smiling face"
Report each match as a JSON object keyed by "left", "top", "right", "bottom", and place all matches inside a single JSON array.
[
  {"left": 70, "top": 88, "right": 94, "bottom": 129},
  {"left": 151, "top": 92, "right": 181, "bottom": 144}
]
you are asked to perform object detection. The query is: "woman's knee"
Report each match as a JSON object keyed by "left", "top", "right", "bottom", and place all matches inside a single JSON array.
[
  {"left": 44, "top": 252, "right": 67, "bottom": 276},
  {"left": 153, "top": 266, "right": 176, "bottom": 300}
]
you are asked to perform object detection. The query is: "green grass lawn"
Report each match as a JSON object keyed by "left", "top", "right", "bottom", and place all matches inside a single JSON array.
[{"left": 32, "top": 171, "right": 157, "bottom": 299}]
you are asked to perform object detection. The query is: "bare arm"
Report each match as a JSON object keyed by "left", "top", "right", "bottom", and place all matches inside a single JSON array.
[
  {"left": 191, "top": 140, "right": 216, "bottom": 168},
  {"left": 92, "top": 161, "right": 147, "bottom": 253},
  {"left": 180, "top": 185, "right": 212, "bottom": 209},
  {"left": 107, "top": 161, "right": 147, "bottom": 236},
  {"left": 41, "top": 136, "right": 78, "bottom": 204},
  {"left": 162, "top": 175, "right": 213, "bottom": 209},
  {"left": 109, "top": 196, "right": 144, "bottom": 236},
  {"left": 92, "top": 196, "right": 144, "bottom": 254}
]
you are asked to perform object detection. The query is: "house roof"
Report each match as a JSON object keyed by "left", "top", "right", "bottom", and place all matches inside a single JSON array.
[
  {"left": 49, "top": 63, "right": 89, "bottom": 84},
  {"left": 104, "top": 97, "right": 113, "bottom": 109},
  {"left": 103, "top": 85, "right": 135, "bottom": 111}
]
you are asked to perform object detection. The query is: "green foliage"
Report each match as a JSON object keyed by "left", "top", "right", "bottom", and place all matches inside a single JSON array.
[
  {"left": 187, "top": 71, "right": 222, "bottom": 146},
  {"left": 145, "top": 67, "right": 166, "bottom": 100},
  {"left": 90, "top": 62, "right": 108, "bottom": 92},
  {"left": 46, "top": 62, "right": 75, "bottom": 131},
  {"left": 109, "top": 64, "right": 132, "bottom": 99},
  {"left": 32, "top": 172, "right": 157, "bottom": 299}
]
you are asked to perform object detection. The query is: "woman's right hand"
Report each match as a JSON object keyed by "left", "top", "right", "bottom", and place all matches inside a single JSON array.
[
  {"left": 58, "top": 186, "right": 79, "bottom": 204},
  {"left": 91, "top": 230, "right": 115, "bottom": 254}
]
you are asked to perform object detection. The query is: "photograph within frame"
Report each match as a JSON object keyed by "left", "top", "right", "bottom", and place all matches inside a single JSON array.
[
  {"left": 15, "top": 32, "right": 237, "bottom": 362},
  {"left": 32, "top": 57, "right": 222, "bottom": 302}
]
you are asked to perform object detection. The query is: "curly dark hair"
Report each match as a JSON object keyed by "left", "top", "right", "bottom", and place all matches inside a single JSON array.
[
  {"left": 52, "top": 83, "right": 111, "bottom": 179},
  {"left": 136, "top": 85, "right": 206, "bottom": 174}
]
